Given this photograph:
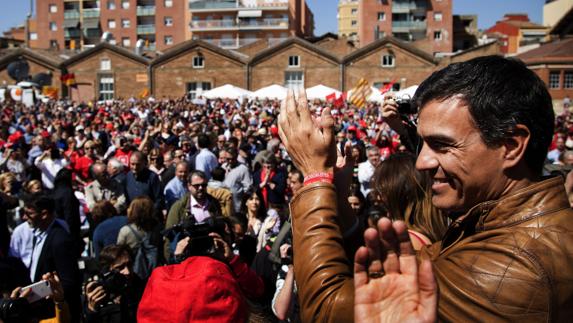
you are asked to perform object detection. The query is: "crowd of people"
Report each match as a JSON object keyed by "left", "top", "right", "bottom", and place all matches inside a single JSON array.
[{"left": 0, "top": 55, "right": 572, "bottom": 322}]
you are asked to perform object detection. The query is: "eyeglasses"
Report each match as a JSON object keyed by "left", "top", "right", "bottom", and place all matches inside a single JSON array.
[{"left": 190, "top": 183, "right": 207, "bottom": 189}]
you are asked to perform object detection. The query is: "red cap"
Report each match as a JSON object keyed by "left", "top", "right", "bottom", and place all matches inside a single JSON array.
[{"left": 40, "top": 130, "right": 50, "bottom": 138}]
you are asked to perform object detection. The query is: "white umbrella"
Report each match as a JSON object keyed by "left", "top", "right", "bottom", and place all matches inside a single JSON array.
[
  {"left": 305, "top": 84, "right": 341, "bottom": 100},
  {"left": 250, "top": 84, "right": 287, "bottom": 100},
  {"left": 202, "top": 84, "right": 253, "bottom": 100}
]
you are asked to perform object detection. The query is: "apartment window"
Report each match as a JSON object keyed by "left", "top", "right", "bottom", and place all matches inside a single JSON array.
[
  {"left": 288, "top": 55, "right": 300, "bottom": 67},
  {"left": 100, "top": 58, "right": 111, "bottom": 71},
  {"left": 351, "top": 8, "right": 357, "bottom": 15},
  {"left": 378, "top": 12, "right": 385, "bottom": 21},
  {"left": 285, "top": 71, "right": 304, "bottom": 90},
  {"left": 565, "top": 72, "right": 573, "bottom": 89},
  {"left": 164, "top": 16, "right": 173, "bottom": 26},
  {"left": 49, "top": 4, "right": 57, "bottom": 13},
  {"left": 99, "top": 75, "right": 114, "bottom": 100},
  {"left": 165, "top": 36, "right": 173, "bottom": 45},
  {"left": 108, "top": 20, "right": 116, "bottom": 29},
  {"left": 109, "top": 38, "right": 117, "bottom": 45},
  {"left": 122, "top": 19, "right": 130, "bottom": 28},
  {"left": 122, "top": 37, "right": 131, "bottom": 47},
  {"left": 434, "top": 12, "right": 443, "bottom": 22},
  {"left": 107, "top": 0, "right": 116, "bottom": 9},
  {"left": 434, "top": 30, "right": 442, "bottom": 40},
  {"left": 381, "top": 54, "right": 395, "bottom": 67},
  {"left": 164, "top": 0, "right": 173, "bottom": 7},
  {"left": 29, "top": 32, "right": 38, "bottom": 40},
  {"left": 121, "top": 0, "right": 129, "bottom": 9},
  {"left": 187, "top": 82, "right": 211, "bottom": 99},
  {"left": 351, "top": 20, "right": 357, "bottom": 26},
  {"left": 549, "top": 71, "right": 560, "bottom": 89},
  {"left": 49, "top": 22, "right": 57, "bottom": 31},
  {"left": 193, "top": 56, "right": 204, "bottom": 68}
]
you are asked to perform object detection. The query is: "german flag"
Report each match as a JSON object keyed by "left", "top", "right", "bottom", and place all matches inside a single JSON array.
[
  {"left": 349, "top": 78, "right": 372, "bottom": 109},
  {"left": 60, "top": 73, "right": 77, "bottom": 88}
]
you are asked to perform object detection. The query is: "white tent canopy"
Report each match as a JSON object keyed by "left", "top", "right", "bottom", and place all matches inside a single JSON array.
[
  {"left": 392, "top": 85, "right": 419, "bottom": 100},
  {"left": 305, "top": 84, "right": 341, "bottom": 100},
  {"left": 250, "top": 84, "right": 287, "bottom": 100},
  {"left": 202, "top": 84, "right": 252, "bottom": 100}
]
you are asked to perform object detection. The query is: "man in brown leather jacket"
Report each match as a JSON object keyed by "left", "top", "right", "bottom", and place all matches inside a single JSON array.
[{"left": 278, "top": 56, "right": 573, "bottom": 322}]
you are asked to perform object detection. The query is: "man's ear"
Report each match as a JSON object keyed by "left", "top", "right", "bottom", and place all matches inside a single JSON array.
[{"left": 502, "top": 124, "right": 530, "bottom": 169}]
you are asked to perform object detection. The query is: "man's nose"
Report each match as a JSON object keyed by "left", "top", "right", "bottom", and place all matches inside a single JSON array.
[{"left": 415, "top": 143, "right": 439, "bottom": 171}]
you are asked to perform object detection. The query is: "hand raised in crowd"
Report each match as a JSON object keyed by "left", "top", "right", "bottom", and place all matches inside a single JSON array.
[
  {"left": 354, "top": 218, "right": 437, "bottom": 323},
  {"left": 380, "top": 94, "right": 406, "bottom": 135},
  {"left": 85, "top": 281, "right": 107, "bottom": 312},
  {"left": 210, "top": 233, "right": 234, "bottom": 262}
]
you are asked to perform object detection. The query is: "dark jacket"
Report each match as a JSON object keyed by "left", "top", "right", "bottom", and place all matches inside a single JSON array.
[
  {"left": 35, "top": 220, "right": 82, "bottom": 322},
  {"left": 290, "top": 176, "right": 573, "bottom": 322},
  {"left": 253, "top": 168, "right": 287, "bottom": 206},
  {"left": 51, "top": 172, "right": 82, "bottom": 253}
]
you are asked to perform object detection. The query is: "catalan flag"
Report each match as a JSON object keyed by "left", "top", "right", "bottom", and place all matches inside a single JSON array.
[{"left": 349, "top": 78, "right": 372, "bottom": 109}]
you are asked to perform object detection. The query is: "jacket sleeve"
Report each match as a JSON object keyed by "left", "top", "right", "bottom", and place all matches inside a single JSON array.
[{"left": 290, "top": 182, "right": 354, "bottom": 323}]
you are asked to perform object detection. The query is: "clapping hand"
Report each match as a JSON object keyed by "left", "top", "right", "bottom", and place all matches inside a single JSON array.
[{"left": 354, "top": 218, "right": 437, "bottom": 323}]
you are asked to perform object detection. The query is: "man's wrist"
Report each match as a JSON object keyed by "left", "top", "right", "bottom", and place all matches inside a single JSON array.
[{"left": 303, "top": 172, "right": 334, "bottom": 186}]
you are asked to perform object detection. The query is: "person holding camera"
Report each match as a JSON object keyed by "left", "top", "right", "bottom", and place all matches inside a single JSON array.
[
  {"left": 138, "top": 217, "right": 263, "bottom": 322},
  {"left": 84, "top": 244, "right": 145, "bottom": 323},
  {"left": 271, "top": 242, "right": 299, "bottom": 322}
]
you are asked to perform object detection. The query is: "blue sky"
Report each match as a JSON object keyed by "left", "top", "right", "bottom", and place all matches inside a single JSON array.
[{"left": 1, "top": 0, "right": 546, "bottom": 35}]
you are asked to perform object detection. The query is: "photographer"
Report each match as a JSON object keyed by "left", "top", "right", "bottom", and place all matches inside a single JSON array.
[
  {"left": 138, "top": 217, "right": 264, "bottom": 322},
  {"left": 380, "top": 93, "right": 420, "bottom": 154},
  {"left": 84, "top": 244, "right": 144, "bottom": 323},
  {"left": 271, "top": 242, "right": 299, "bottom": 322}
]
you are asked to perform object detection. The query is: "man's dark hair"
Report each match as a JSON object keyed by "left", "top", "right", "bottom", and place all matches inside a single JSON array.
[
  {"left": 211, "top": 167, "right": 226, "bottom": 182},
  {"left": 99, "top": 244, "right": 132, "bottom": 272},
  {"left": 413, "top": 55, "right": 554, "bottom": 174},
  {"left": 24, "top": 192, "right": 56, "bottom": 214},
  {"left": 188, "top": 170, "right": 207, "bottom": 182},
  {"left": 289, "top": 168, "right": 303, "bottom": 184},
  {"left": 197, "top": 134, "right": 210, "bottom": 149}
]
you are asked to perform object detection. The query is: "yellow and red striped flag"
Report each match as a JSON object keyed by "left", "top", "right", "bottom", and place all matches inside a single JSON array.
[{"left": 349, "top": 78, "right": 372, "bottom": 109}]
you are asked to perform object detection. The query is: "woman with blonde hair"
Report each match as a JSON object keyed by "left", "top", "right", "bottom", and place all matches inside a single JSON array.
[{"left": 371, "top": 152, "right": 449, "bottom": 249}]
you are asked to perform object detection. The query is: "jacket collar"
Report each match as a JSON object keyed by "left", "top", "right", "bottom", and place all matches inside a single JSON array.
[{"left": 441, "top": 176, "right": 570, "bottom": 252}]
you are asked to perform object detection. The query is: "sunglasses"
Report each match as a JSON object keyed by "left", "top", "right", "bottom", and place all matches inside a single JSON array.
[{"left": 190, "top": 183, "right": 207, "bottom": 189}]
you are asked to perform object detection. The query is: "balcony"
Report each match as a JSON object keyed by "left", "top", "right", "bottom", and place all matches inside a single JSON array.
[
  {"left": 64, "top": 10, "right": 80, "bottom": 19},
  {"left": 190, "top": 19, "right": 238, "bottom": 31},
  {"left": 137, "top": 25, "right": 156, "bottom": 34},
  {"left": 136, "top": 6, "right": 155, "bottom": 16},
  {"left": 190, "top": 1, "right": 288, "bottom": 12},
  {"left": 82, "top": 8, "right": 100, "bottom": 18},
  {"left": 64, "top": 29, "right": 81, "bottom": 38},
  {"left": 392, "top": 1, "right": 427, "bottom": 13},
  {"left": 392, "top": 20, "right": 426, "bottom": 32},
  {"left": 84, "top": 28, "right": 102, "bottom": 38},
  {"left": 203, "top": 37, "right": 283, "bottom": 49},
  {"left": 239, "top": 18, "right": 289, "bottom": 29}
]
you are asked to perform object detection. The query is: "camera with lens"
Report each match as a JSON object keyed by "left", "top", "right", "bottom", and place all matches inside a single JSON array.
[
  {"left": 281, "top": 236, "right": 293, "bottom": 266},
  {"left": 0, "top": 298, "right": 30, "bottom": 322},
  {"left": 98, "top": 270, "right": 129, "bottom": 298},
  {"left": 395, "top": 95, "right": 417, "bottom": 115},
  {"left": 163, "top": 217, "right": 228, "bottom": 260}
]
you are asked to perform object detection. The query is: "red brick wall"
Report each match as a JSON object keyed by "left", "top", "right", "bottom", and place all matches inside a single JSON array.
[
  {"left": 36, "top": 0, "right": 65, "bottom": 49},
  {"left": 65, "top": 48, "right": 147, "bottom": 101},
  {"left": 152, "top": 48, "right": 246, "bottom": 98},
  {"left": 250, "top": 44, "right": 340, "bottom": 90}
]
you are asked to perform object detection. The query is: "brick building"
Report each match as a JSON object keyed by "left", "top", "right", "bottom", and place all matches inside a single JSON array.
[
  {"left": 485, "top": 14, "right": 549, "bottom": 55},
  {"left": 343, "top": 37, "right": 436, "bottom": 91},
  {"left": 356, "top": 0, "right": 452, "bottom": 54},
  {"left": 1, "top": 34, "right": 505, "bottom": 101},
  {"left": 150, "top": 39, "right": 247, "bottom": 98},
  {"left": 249, "top": 37, "right": 340, "bottom": 91},
  {"left": 61, "top": 42, "right": 149, "bottom": 101},
  {"left": 189, "top": 0, "right": 314, "bottom": 50},
  {"left": 29, "top": 0, "right": 314, "bottom": 52},
  {"left": 516, "top": 38, "right": 573, "bottom": 103},
  {"left": 338, "top": 0, "right": 359, "bottom": 40},
  {"left": 0, "top": 48, "right": 63, "bottom": 90}
]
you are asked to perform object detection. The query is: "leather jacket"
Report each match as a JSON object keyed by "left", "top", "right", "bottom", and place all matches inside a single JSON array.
[{"left": 290, "top": 176, "right": 573, "bottom": 322}]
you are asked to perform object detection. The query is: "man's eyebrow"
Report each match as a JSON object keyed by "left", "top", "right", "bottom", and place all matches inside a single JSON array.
[{"left": 421, "top": 134, "right": 457, "bottom": 144}]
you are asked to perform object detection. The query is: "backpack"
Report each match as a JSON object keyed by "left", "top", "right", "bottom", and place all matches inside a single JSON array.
[{"left": 127, "top": 224, "right": 159, "bottom": 280}]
